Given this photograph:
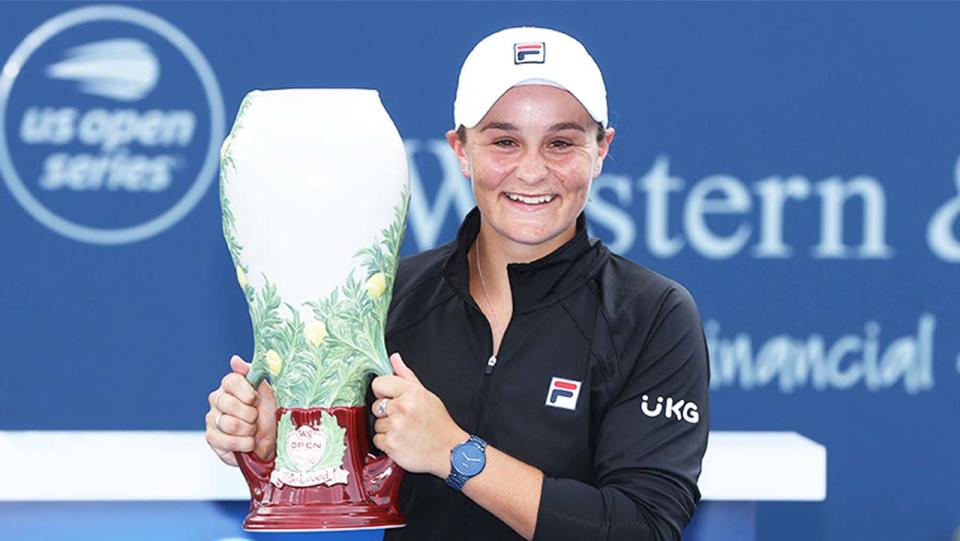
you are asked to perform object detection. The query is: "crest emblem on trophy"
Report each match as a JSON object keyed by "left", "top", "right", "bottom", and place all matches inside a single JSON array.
[{"left": 219, "top": 88, "right": 409, "bottom": 530}]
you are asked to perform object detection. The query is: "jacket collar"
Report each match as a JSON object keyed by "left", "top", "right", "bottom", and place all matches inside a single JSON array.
[{"left": 441, "top": 206, "right": 607, "bottom": 314}]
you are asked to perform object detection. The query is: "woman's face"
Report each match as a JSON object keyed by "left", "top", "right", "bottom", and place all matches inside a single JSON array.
[{"left": 447, "top": 85, "right": 614, "bottom": 253}]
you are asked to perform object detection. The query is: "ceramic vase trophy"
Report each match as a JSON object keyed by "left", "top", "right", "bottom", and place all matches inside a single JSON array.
[{"left": 218, "top": 89, "right": 409, "bottom": 531}]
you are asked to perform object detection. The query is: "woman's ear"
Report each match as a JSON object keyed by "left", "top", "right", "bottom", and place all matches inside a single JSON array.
[
  {"left": 593, "top": 127, "right": 616, "bottom": 178},
  {"left": 445, "top": 129, "right": 471, "bottom": 178}
]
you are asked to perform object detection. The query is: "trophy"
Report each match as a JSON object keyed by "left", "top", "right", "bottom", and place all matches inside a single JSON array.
[{"left": 218, "top": 89, "right": 409, "bottom": 530}]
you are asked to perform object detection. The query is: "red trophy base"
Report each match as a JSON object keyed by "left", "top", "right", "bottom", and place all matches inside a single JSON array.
[{"left": 236, "top": 406, "right": 406, "bottom": 531}]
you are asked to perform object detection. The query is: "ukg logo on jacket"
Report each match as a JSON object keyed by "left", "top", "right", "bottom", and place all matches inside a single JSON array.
[{"left": 0, "top": 5, "right": 225, "bottom": 244}]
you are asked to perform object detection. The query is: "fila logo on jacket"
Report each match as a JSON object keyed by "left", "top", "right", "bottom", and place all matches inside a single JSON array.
[{"left": 545, "top": 377, "right": 582, "bottom": 410}]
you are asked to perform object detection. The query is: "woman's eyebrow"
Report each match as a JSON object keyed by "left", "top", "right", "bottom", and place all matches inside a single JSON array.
[
  {"left": 479, "top": 122, "right": 519, "bottom": 132},
  {"left": 547, "top": 122, "right": 586, "bottom": 133},
  {"left": 477, "top": 121, "right": 585, "bottom": 133}
]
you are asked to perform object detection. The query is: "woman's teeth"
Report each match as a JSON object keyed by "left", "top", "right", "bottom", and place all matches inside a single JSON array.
[{"left": 505, "top": 193, "right": 556, "bottom": 205}]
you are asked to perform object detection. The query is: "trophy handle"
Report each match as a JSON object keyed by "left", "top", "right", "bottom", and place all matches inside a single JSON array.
[
  {"left": 235, "top": 449, "right": 274, "bottom": 503},
  {"left": 362, "top": 452, "right": 405, "bottom": 507},
  {"left": 245, "top": 365, "right": 266, "bottom": 391}
]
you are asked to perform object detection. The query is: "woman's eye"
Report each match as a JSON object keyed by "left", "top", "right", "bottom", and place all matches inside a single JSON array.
[
  {"left": 493, "top": 139, "right": 516, "bottom": 148},
  {"left": 550, "top": 140, "right": 572, "bottom": 149}
]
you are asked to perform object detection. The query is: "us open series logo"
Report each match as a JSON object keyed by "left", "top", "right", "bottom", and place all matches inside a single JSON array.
[{"left": 0, "top": 5, "right": 225, "bottom": 244}]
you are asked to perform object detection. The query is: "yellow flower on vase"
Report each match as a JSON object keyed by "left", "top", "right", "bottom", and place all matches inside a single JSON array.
[
  {"left": 236, "top": 265, "right": 248, "bottom": 288},
  {"left": 304, "top": 319, "right": 328, "bottom": 347},
  {"left": 266, "top": 349, "right": 282, "bottom": 376},
  {"left": 366, "top": 272, "right": 387, "bottom": 299}
]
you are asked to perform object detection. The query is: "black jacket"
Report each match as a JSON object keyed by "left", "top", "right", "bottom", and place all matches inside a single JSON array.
[{"left": 379, "top": 207, "right": 710, "bottom": 541}]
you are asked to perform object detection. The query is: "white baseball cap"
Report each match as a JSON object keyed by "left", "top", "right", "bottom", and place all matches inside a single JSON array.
[{"left": 453, "top": 26, "right": 608, "bottom": 129}]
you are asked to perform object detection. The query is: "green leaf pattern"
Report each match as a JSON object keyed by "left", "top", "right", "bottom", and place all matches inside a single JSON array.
[
  {"left": 274, "top": 410, "right": 297, "bottom": 473},
  {"left": 317, "top": 411, "right": 348, "bottom": 470},
  {"left": 219, "top": 96, "right": 410, "bottom": 408}
]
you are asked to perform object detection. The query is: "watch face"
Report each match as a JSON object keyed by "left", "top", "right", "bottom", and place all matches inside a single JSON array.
[{"left": 452, "top": 443, "right": 485, "bottom": 476}]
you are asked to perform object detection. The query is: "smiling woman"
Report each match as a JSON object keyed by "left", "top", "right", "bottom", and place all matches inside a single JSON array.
[
  {"left": 447, "top": 85, "right": 614, "bottom": 264},
  {"left": 206, "top": 26, "right": 710, "bottom": 541},
  {"left": 445, "top": 84, "right": 615, "bottom": 357}
]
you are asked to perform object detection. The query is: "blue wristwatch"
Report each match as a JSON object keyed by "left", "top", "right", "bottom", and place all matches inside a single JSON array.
[{"left": 445, "top": 435, "right": 487, "bottom": 491}]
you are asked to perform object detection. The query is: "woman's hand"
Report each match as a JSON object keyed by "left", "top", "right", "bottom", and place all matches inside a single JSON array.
[
  {"left": 204, "top": 355, "right": 278, "bottom": 466},
  {"left": 371, "top": 353, "right": 468, "bottom": 479}
]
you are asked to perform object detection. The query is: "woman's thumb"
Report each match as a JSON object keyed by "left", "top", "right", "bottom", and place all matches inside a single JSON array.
[
  {"left": 229, "top": 354, "right": 251, "bottom": 375},
  {"left": 390, "top": 352, "right": 420, "bottom": 384}
]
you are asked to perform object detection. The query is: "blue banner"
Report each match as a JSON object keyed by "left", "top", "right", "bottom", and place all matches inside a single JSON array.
[{"left": 1, "top": 3, "right": 957, "bottom": 540}]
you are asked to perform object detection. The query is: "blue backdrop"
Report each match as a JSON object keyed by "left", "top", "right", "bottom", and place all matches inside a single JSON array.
[{"left": 0, "top": 3, "right": 958, "bottom": 540}]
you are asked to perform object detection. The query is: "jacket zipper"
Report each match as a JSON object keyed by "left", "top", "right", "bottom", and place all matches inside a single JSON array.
[
  {"left": 462, "top": 287, "right": 511, "bottom": 432},
  {"left": 474, "top": 316, "right": 510, "bottom": 433},
  {"left": 485, "top": 354, "right": 498, "bottom": 374}
]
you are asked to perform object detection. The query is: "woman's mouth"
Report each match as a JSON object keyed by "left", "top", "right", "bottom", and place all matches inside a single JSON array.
[{"left": 503, "top": 192, "right": 557, "bottom": 206}]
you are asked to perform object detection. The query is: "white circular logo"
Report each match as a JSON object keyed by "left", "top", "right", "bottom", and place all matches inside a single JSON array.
[{"left": 0, "top": 5, "right": 225, "bottom": 244}]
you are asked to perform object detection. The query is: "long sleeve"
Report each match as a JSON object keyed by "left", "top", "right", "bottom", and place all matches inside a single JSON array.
[{"left": 533, "top": 286, "right": 710, "bottom": 541}]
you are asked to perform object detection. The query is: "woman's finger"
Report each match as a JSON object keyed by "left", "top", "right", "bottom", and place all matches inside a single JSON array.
[
  {"left": 372, "top": 397, "right": 390, "bottom": 418},
  {"left": 214, "top": 412, "right": 258, "bottom": 437},
  {"left": 205, "top": 428, "right": 255, "bottom": 453},
  {"left": 374, "top": 417, "right": 392, "bottom": 435},
  {"left": 229, "top": 354, "right": 251, "bottom": 375},
  {"left": 371, "top": 374, "right": 409, "bottom": 399},
  {"left": 372, "top": 433, "right": 388, "bottom": 453},
  {"left": 215, "top": 392, "right": 259, "bottom": 424},
  {"left": 221, "top": 372, "right": 259, "bottom": 405},
  {"left": 205, "top": 436, "right": 239, "bottom": 467}
]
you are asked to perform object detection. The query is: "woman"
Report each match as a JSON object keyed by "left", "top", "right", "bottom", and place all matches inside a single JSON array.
[{"left": 205, "top": 26, "right": 709, "bottom": 541}]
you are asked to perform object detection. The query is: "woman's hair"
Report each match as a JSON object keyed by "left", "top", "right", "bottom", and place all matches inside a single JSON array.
[{"left": 456, "top": 121, "right": 606, "bottom": 145}]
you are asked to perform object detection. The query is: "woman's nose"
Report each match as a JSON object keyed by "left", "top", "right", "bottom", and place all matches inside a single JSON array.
[{"left": 515, "top": 148, "right": 548, "bottom": 185}]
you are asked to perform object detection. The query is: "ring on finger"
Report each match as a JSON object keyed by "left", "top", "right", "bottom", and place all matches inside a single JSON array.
[
  {"left": 215, "top": 412, "right": 225, "bottom": 433},
  {"left": 377, "top": 398, "right": 389, "bottom": 417}
]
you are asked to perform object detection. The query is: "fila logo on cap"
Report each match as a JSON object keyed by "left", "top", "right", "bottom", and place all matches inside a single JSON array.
[
  {"left": 545, "top": 377, "right": 581, "bottom": 410},
  {"left": 514, "top": 42, "right": 545, "bottom": 64}
]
